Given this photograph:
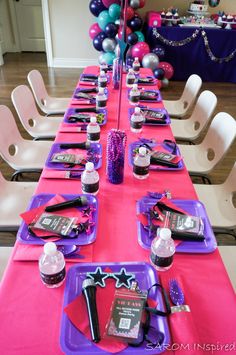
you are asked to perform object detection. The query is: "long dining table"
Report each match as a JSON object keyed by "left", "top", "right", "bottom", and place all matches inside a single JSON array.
[{"left": 0, "top": 66, "right": 235, "bottom": 355}]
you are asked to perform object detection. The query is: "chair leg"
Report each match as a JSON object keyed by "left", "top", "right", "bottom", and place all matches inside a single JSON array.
[
  {"left": 190, "top": 173, "right": 212, "bottom": 184},
  {"left": 33, "top": 137, "right": 54, "bottom": 141},
  {"left": 213, "top": 228, "right": 236, "bottom": 239},
  {"left": 11, "top": 169, "right": 42, "bottom": 181}
]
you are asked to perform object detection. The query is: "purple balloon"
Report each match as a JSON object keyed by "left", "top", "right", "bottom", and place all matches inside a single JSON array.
[
  {"left": 127, "top": 32, "right": 138, "bottom": 45},
  {"left": 152, "top": 46, "right": 166, "bottom": 61},
  {"left": 89, "top": 0, "right": 107, "bottom": 17},
  {"left": 93, "top": 31, "right": 107, "bottom": 51},
  {"left": 153, "top": 67, "right": 165, "bottom": 80},
  {"left": 128, "top": 16, "right": 143, "bottom": 31},
  {"left": 104, "top": 22, "right": 118, "bottom": 38}
]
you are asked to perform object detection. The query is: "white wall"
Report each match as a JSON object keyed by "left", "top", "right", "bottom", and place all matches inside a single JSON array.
[{"left": 48, "top": 0, "right": 98, "bottom": 67}]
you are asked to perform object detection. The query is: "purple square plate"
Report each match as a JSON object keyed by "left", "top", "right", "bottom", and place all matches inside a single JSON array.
[
  {"left": 45, "top": 142, "right": 102, "bottom": 171},
  {"left": 64, "top": 107, "right": 107, "bottom": 126},
  {"left": 128, "top": 107, "right": 171, "bottom": 126},
  {"left": 136, "top": 197, "right": 217, "bottom": 253},
  {"left": 128, "top": 141, "right": 184, "bottom": 171},
  {"left": 60, "top": 262, "right": 170, "bottom": 355},
  {"left": 17, "top": 193, "right": 98, "bottom": 245}
]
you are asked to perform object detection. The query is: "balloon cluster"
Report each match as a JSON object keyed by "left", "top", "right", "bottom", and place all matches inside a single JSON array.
[
  {"left": 89, "top": 0, "right": 174, "bottom": 87},
  {"left": 89, "top": 0, "right": 146, "bottom": 65}
]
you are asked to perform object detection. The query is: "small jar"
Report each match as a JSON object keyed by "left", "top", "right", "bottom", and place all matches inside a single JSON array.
[
  {"left": 126, "top": 68, "right": 136, "bottom": 88},
  {"left": 133, "top": 146, "right": 150, "bottom": 179},
  {"left": 130, "top": 107, "right": 144, "bottom": 133},
  {"left": 81, "top": 162, "right": 99, "bottom": 195},
  {"left": 39, "top": 242, "right": 66, "bottom": 288},
  {"left": 96, "top": 87, "right": 107, "bottom": 109},
  {"left": 132, "top": 57, "right": 140, "bottom": 75},
  {"left": 150, "top": 228, "right": 175, "bottom": 271},
  {"left": 87, "top": 116, "right": 100, "bottom": 143},
  {"left": 129, "top": 84, "right": 140, "bottom": 106},
  {"left": 98, "top": 70, "right": 107, "bottom": 88}
]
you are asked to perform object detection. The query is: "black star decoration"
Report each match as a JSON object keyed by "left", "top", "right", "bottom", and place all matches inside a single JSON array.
[
  {"left": 87, "top": 267, "right": 109, "bottom": 287},
  {"left": 112, "top": 268, "right": 135, "bottom": 289}
]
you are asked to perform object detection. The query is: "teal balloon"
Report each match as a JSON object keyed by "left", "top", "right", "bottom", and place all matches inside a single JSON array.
[
  {"left": 98, "top": 10, "right": 113, "bottom": 30},
  {"left": 100, "top": 51, "right": 116, "bottom": 65},
  {"left": 135, "top": 31, "right": 145, "bottom": 42},
  {"left": 109, "top": 4, "right": 121, "bottom": 20}
]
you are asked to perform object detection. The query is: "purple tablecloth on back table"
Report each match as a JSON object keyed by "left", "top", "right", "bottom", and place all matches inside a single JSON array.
[{"left": 146, "top": 26, "right": 236, "bottom": 82}]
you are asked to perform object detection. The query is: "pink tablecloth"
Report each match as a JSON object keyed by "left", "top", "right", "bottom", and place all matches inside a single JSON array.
[{"left": 0, "top": 66, "right": 235, "bottom": 355}]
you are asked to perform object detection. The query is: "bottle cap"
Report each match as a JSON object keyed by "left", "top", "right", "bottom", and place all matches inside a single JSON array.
[
  {"left": 134, "top": 57, "right": 139, "bottom": 61},
  {"left": 85, "top": 162, "right": 94, "bottom": 171},
  {"left": 139, "top": 147, "right": 147, "bottom": 155},
  {"left": 100, "top": 70, "right": 106, "bottom": 76},
  {"left": 132, "top": 84, "right": 138, "bottom": 90},
  {"left": 134, "top": 107, "right": 141, "bottom": 114},
  {"left": 90, "top": 116, "right": 97, "bottom": 123},
  {"left": 128, "top": 68, "right": 134, "bottom": 74},
  {"left": 44, "top": 242, "right": 57, "bottom": 256},
  {"left": 159, "top": 228, "right": 172, "bottom": 241}
]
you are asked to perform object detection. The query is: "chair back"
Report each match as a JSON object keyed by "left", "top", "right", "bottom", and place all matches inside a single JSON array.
[
  {"left": 224, "top": 162, "right": 236, "bottom": 193},
  {"left": 189, "top": 90, "right": 217, "bottom": 134},
  {"left": 0, "top": 106, "right": 24, "bottom": 166},
  {"left": 201, "top": 112, "right": 236, "bottom": 170},
  {"left": 11, "top": 85, "right": 40, "bottom": 134},
  {"left": 27, "top": 69, "right": 49, "bottom": 112},
  {"left": 180, "top": 74, "right": 202, "bottom": 111}
]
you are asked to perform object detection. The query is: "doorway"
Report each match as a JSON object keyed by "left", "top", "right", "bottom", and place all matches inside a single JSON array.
[{"left": 11, "top": 0, "right": 45, "bottom": 52}]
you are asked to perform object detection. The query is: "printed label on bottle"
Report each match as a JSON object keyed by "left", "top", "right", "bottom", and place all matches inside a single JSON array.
[
  {"left": 98, "top": 80, "right": 107, "bottom": 88},
  {"left": 127, "top": 78, "right": 135, "bottom": 85},
  {"left": 97, "top": 99, "right": 107, "bottom": 108},
  {"left": 88, "top": 132, "right": 100, "bottom": 141},
  {"left": 150, "top": 252, "right": 173, "bottom": 268},
  {"left": 40, "top": 267, "right": 66, "bottom": 285},
  {"left": 82, "top": 181, "right": 99, "bottom": 193},
  {"left": 133, "top": 164, "right": 149, "bottom": 176},
  {"left": 129, "top": 95, "right": 140, "bottom": 103},
  {"left": 133, "top": 65, "right": 140, "bottom": 72},
  {"left": 131, "top": 120, "right": 143, "bottom": 129}
]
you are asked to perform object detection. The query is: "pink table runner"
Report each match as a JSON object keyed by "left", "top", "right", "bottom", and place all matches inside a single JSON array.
[{"left": 0, "top": 66, "right": 235, "bottom": 355}]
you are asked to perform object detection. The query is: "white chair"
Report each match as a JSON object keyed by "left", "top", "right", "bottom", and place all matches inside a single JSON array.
[
  {"left": 194, "top": 163, "right": 236, "bottom": 237},
  {"left": 0, "top": 171, "right": 37, "bottom": 231},
  {"left": 0, "top": 105, "right": 53, "bottom": 181},
  {"left": 163, "top": 74, "right": 202, "bottom": 118},
  {"left": 171, "top": 90, "right": 217, "bottom": 142},
  {"left": 11, "top": 85, "right": 62, "bottom": 140},
  {"left": 27, "top": 69, "right": 70, "bottom": 115},
  {"left": 178, "top": 112, "right": 236, "bottom": 183}
]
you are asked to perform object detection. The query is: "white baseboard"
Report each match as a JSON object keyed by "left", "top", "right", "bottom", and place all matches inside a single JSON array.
[{"left": 52, "top": 57, "right": 99, "bottom": 68}]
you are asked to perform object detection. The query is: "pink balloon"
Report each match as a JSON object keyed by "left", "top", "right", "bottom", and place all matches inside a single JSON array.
[
  {"left": 89, "top": 23, "right": 102, "bottom": 40},
  {"left": 102, "top": 0, "right": 120, "bottom": 8},
  {"left": 131, "top": 42, "right": 150, "bottom": 61},
  {"left": 158, "top": 62, "right": 174, "bottom": 80}
]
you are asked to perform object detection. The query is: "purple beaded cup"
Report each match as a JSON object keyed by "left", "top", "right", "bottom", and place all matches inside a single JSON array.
[{"left": 106, "top": 129, "right": 127, "bottom": 184}]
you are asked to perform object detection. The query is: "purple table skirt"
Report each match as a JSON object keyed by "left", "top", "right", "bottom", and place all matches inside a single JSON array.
[{"left": 146, "top": 26, "right": 236, "bottom": 83}]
